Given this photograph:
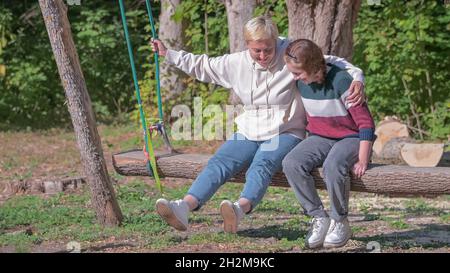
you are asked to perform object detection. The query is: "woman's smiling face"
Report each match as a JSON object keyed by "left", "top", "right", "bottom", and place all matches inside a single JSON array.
[{"left": 247, "top": 39, "right": 277, "bottom": 68}]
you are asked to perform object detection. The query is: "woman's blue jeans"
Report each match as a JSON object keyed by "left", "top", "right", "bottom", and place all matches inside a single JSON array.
[{"left": 187, "top": 133, "right": 301, "bottom": 211}]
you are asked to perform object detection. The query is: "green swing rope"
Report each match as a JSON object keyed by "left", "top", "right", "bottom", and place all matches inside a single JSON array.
[
  {"left": 118, "top": 0, "right": 162, "bottom": 193},
  {"left": 145, "top": 0, "right": 163, "bottom": 121}
]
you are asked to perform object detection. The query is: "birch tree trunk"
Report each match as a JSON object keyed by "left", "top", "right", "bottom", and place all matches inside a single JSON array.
[
  {"left": 286, "top": 0, "right": 361, "bottom": 60},
  {"left": 159, "top": 0, "right": 187, "bottom": 101},
  {"left": 39, "top": 0, "right": 123, "bottom": 226},
  {"left": 225, "top": 0, "right": 256, "bottom": 105}
]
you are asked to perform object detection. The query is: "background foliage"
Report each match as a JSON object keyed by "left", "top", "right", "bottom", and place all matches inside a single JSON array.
[
  {"left": 0, "top": 0, "right": 448, "bottom": 140},
  {"left": 353, "top": 0, "right": 450, "bottom": 140}
]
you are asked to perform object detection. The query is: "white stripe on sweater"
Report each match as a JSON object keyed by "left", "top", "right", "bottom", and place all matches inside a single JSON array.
[{"left": 302, "top": 97, "right": 349, "bottom": 117}]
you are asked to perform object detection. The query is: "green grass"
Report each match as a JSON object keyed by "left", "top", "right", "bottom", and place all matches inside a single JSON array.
[
  {"left": 380, "top": 216, "right": 411, "bottom": 230},
  {"left": 358, "top": 202, "right": 380, "bottom": 221},
  {"left": 187, "top": 232, "right": 239, "bottom": 245},
  {"left": 98, "top": 124, "right": 137, "bottom": 139},
  {"left": 351, "top": 226, "right": 368, "bottom": 234},
  {"left": 1, "top": 157, "right": 19, "bottom": 171},
  {"left": 439, "top": 213, "right": 450, "bottom": 223},
  {"left": 257, "top": 188, "right": 301, "bottom": 215},
  {"left": 0, "top": 179, "right": 310, "bottom": 252},
  {"left": 403, "top": 199, "right": 441, "bottom": 215},
  {"left": 117, "top": 135, "right": 142, "bottom": 151},
  {"left": 97, "top": 122, "right": 204, "bottom": 151},
  {"left": 1, "top": 180, "right": 448, "bottom": 252},
  {"left": 0, "top": 181, "right": 168, "bottom": 252},
  {"left": 0, "top": 180, "right": 259, "bottom": 252},
  {"left": 277, "top": 237, "right": 305, "bottom": 251},
  {"left": 0, "top": 194, "right": 96, "bottom": 251},
  {"left": 144, "top": 234, "right": 186, "bottom": 250}
]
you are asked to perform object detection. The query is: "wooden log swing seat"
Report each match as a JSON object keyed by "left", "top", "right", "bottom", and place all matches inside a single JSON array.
[{"left": 112, "top": 150, "right": 450, "bottom": 196}]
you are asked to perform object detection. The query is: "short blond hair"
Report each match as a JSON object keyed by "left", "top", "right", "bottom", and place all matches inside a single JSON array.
[{"left": 243, "top": 16, "right": 279, "bottom": 42}]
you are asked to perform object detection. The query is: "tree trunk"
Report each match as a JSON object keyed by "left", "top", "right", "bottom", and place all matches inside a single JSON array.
[
  {"left": 159, "top": 0, "right": 187, "bottom": 101},
  {"left": 225, "top": 0, "right": 256, "bottom": 105},
  {"left": 286, "top": 0, "right": 361, "bottom": 60},
  {"left": 39, "top": 0, "right": 123, "bottom": 226},
  {"left": 373, "top": 138, "right": 447, "bottom": 167},
  {"left": 225, "top": 0, "right": 256, "bottom": 53},
  {"left": 374, "top": 137, "right": 415, "bottom": 164},
  {"left": 112, "top": 150, "right": 450, "bottom": 196}
]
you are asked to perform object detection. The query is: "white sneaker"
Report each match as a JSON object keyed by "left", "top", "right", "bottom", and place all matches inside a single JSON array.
[
  {"left": 323, "top": 218, "right": 352, "bottom": 248},
  {"left": 220, "top": 200, "right": 244, "bottom": 234},
  {"left": 305, "top": 217, "right": 331, "bottom": 249},
  {"left": 155, "top": 198, "right": 189, "bottom": 231}
]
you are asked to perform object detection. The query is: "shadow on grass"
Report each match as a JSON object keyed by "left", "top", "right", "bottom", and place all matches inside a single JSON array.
[
  {"left": 238, "top": 224, "right": 307, "bottom": 241},
  {"left": 353, "top": 223, "right": 450, "bottom": 251},
  {"left": 239, "top": 223, "right": 449, "bottom": 252},
  {"left": 53, "top": 242, "right": 139, "bottom": 253},
  {"left": 367, "top": 206, "right": 445, "bottom": 216}
]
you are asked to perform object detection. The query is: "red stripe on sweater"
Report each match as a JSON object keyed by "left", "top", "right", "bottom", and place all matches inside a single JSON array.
[
  {"left": 306, "top": 114, "right": 360, "bottom": 139},
  {"left": 306, "top": 103, "right": 375, "bottom": 139}
]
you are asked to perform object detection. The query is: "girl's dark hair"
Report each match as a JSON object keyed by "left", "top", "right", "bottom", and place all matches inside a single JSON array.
[{"left": 284, "top": 39, "right": 326, "bottom": 82}]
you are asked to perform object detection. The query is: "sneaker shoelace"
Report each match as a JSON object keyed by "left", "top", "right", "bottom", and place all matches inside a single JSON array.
[
  {"left": 172, "top": 200, "right": 187, "bottom": 212},
  {"left": 328, "top": 221, "right": 346, "bottom": 236},
  {"left": 312, "top": 218, "right": 325, "bottom": 233},
  {"left": 327, "top": 221, "right": 337, "bottom": 235}
]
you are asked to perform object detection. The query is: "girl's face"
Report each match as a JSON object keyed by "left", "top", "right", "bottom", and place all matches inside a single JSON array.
[
  {"left": 286, "top": 62, "right": 321, "bottom": 84},
  {"left": 247, "top": 39, "right": 277, "bottom": 68}
]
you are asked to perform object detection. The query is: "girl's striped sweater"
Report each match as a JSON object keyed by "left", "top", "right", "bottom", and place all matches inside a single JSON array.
[{"left": 296, "top": 64, "right": 376, "bottom": 141}]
